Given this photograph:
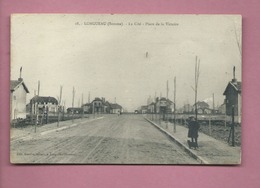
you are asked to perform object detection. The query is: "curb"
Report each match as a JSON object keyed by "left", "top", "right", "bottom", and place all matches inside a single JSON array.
[
  {"left": 11, "top": 117, "right": 105, "bottom": 141},
  {"left": 145, "top": 117, "right": 209, "bottom": 164},
  {"left": 40, "top": 116, "right": 105, "bottom": 136}
]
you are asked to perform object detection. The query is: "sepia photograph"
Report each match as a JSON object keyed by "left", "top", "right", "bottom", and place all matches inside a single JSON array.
[{"left": 10, "top": 14, "right": 241, "bottom": 164}]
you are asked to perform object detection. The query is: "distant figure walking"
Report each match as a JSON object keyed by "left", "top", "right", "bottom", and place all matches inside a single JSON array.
[{"left": 187, "top": 116, "right": 200, "bottom": 149}]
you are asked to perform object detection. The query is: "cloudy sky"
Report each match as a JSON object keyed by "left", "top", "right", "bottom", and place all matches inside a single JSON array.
[{"left": 11, "top": 14, "right": 241, "bottom": 111}]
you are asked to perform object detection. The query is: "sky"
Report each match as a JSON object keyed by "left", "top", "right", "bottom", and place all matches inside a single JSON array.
[{"left": 11, "top": 14, "right": 242, "bottom": 112}]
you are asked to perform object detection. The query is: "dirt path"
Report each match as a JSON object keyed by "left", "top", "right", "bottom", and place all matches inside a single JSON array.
[{"left": 11, "top": 115, "right": 198, "bottom": 164}]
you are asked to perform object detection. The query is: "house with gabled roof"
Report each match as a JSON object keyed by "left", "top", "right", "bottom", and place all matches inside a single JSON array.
[
  {"left": 10, "top": 78, "right": 29, "bottom": 120},
  {"left": 30, "top": 96, "right": 58, "bottom": 115},
  {"left": 82, "top": 103, "right": 91, "bottom": 114},
  {"left": 147, "top": 102, "right": 156, "bottom": 113},
  {"left": 110, "top": 103, "right": 123, "bottom": 114},
  {"left": 67, "top": 107, "right": 83, "bottom": 114},
  {"left": 192, "top": 101, "right": 210, "bottom": 114},
  {"left": 90, "top": 97, "right": 104, "bottom": 113},
  {"left": 85, "top": 97, "right": 123, "bottom": 114},
  {"left": 155, "top": 97, "right": 174, "bottom": 114},
  {"left": 223, "top": 78, "right": 241, "bottom": 123}
]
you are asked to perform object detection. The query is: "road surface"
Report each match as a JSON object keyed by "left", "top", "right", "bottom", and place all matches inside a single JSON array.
[{"left": 11, "top": 115, "right": 198, "bottom": 164}]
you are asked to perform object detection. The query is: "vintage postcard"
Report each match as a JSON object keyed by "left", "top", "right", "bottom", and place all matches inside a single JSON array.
[{"left": 10, "top": 14, "right": 241, "bottom": 164}]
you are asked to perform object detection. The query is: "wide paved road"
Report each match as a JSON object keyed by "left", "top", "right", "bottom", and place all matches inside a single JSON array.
[{"left": 11, "top": 115, "right": 198, "bottom": 164}]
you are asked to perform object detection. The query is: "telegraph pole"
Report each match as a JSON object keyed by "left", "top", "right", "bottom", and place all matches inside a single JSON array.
[
  {"left": 81, "top": 93, "right": 84, "bottom": 119},
  {"left": 166, "top": 80, "right": 169, "bottom": 128},
  {"left": 194, "top": 56, "right": 200, "bottom": 121},
  {"left": 231, "top": 105, "right": 235, "bottom": 146},
  {"left": 228, "top": 105, "right": 235, "bottom": 146},
  {"left": 35, "top": 80, "right": 40, "bottom": 133},
  {"left": 174, "top": 76, "right": 176, "bottom": 133},
  {"left": 62, "top": 100, "right": 65, "bottom": 121},
  {"left": 166, "top": 80, "right": 169, "bottom": 100},
  {"left": 72, "top": 87, "right": 75, "bottom": 123},
  {"left": 213, "top": 93, "right": 215, "bottom": 113},
  {"left": 57, "top": 85, "right": 63, "bottom": 127}
]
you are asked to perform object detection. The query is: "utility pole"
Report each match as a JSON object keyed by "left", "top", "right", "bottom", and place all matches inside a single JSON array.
[
  {"left": 194, "top": 56, "right": 200, "bottom": 121},
  {"left": 62, "top": 100, "right": 65, "bottom": 121},
  {"left": 174, "top": 76, "right": 176, "bottom": 133},
  {"left": 213, "top": 93, "right": 215, "bottom": 113},
  {"left": 81, "top": 93, "right": 84, "bottom": 119},
  {"left": 231, "top": 105, "right": 235, "bottom": 146},
  {"left": 72, "top": 87, "right": 75, "bottom": 123},
  {"left": 209, "top": 93, "right": 214, "bottom": 136},
  {"left": 35, "top": 80, "right": 40, "bottom": 133},
  {"left": 228, "top": 105, "right": 235, "bottom": 146},
  {"left": 57, "top": 85, "right": 63, "bottom": 127},
  {"left": 166, "top": 80, "right": 169, "bottom": 128},
  {"left": 166, "top": 80, "right": 169, "bottom": 100},
  {"left": 37, "top": 80, "right": 40, "bottom": 96}
]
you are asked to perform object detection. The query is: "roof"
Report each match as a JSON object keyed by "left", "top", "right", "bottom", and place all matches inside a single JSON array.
[
  {"left": 104, "top": 101, "right": 111, "bottom": 106},
  {"left": 30, "top": 96, "right": 58, "bottom": 104},
  {"left": 160, "top": 97, "right": 167, "bottom": 101},
  {"left": 10, "top": 79, "right": 29, "bottom": 93},
  {"left": 194, "top": 101, "right": 209, "bottom": 108},
  {"left": 67, "top": 107, "right": 82, "bottom": 110},
  {"left": 223, "top": 81, "right": 242, "bottom": 95},
  {"left": 93, "top": 97, "right": 102, "bottom": 101},
  {"left": 91, "top": 97, "right": 108, "bottom": 105},
  {"left": 110, "top": 103, "right": 122, "bottom": 109},
  {"left": 156, "top": 98, "right": 174, "bottom": 105}
]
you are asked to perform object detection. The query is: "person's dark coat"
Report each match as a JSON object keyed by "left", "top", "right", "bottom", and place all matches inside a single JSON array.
[{"left": 188, "top": 120, "right": 200, "bottom": 138}]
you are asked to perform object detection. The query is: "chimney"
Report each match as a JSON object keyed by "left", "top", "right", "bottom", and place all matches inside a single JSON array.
[
  {"left": 19, "top": 67, "right": 23, "bottom": 81},
  {"left": 232, "top": 66, "right": 237, "bottom": 83}
]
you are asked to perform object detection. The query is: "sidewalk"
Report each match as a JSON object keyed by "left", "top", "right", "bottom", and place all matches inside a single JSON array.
[
  {"left": 145, "top": 117, "right": 241, "bottom": 165},
  {"left": 10, "top": 115, "right": 105, "bottom": 141}
]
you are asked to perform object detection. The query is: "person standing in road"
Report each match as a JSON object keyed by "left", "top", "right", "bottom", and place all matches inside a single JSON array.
[{"left": 187, "top": 116, "right": 200, "bottom": 149}]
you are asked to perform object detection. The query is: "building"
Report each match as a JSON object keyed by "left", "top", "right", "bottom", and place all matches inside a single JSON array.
[
  {"left": 155, "top": 97, "right": 174, "bottom": 114},
  {"left": 103, "top": 101, "right": 112, "bottom": 113},
  {"left": 85, "top": 97, "right": 123, "bottom": 114},
  {"left": 91, "top": 97, "right": 104, "bottom": 113},
  {"left": 193, "top": 101, "right": 210, "bottom": 114},
  {"left": 183, "top": 104, "right": 192, "bottom": 114},
  {"left": 140, "top": 105, "right": 148, "bottom": 114},
  {"left": 10, "top": 78, "right": 29, "bottom": 120},
  {"left": 223, "top": 77, "right": 242, "bottom": 123},
  {"left": 30, "top": 96, "right": 58, "bottom": 115},
  {"left": 82, "top": 103, "right": 91, "bottom": 114},
  {"left": 67, "top": 107, "right": 83, "bottom": 114},
  {"left": 147, "top": 102, "right": 156, "bottom": 113},
  {"left": 110, "top": 103, "right": 123, "bottom": 114},
  {"left": 218, "top": 103, "right": 226, "bottom": 114}
]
